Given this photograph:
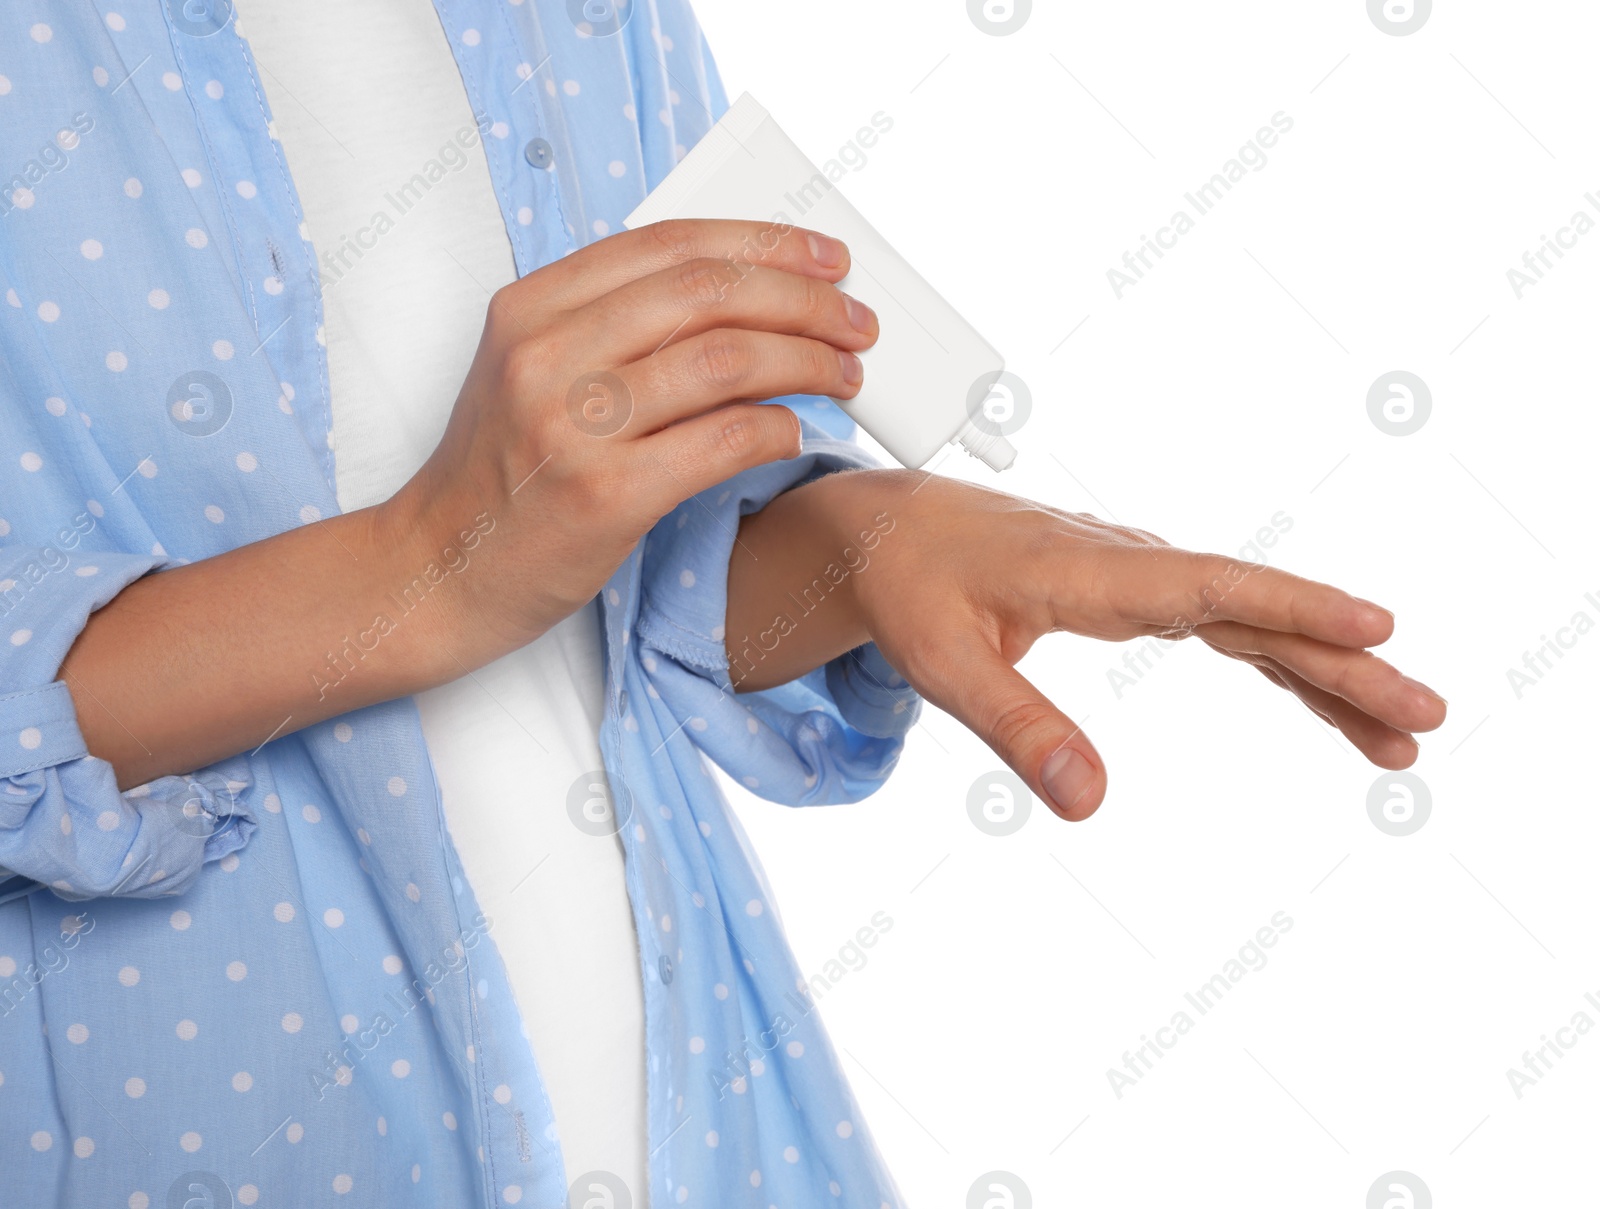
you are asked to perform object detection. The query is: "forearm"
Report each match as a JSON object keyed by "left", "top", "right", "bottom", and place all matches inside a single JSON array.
[
  {"left": 59, "top": 492, "right": 495, "bottom": 789},
  {"left": 724, "top": 468, "right": 908, "bottom": 692},
  {"left": 68, "top": 455, "right": 891, "bottom": 784}
]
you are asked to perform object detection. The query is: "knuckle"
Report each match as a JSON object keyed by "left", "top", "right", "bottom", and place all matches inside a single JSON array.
[
  {"left": 488, "top": 282, "right": 518, "bottom": 319},
  {"left": 645, "top": 218, "right": 698, "bottom": 264},
  {"left": 799, "top": 273, "right": 832, "bottom": 323},
  {"left": 676, "top": 258, "right": 733, "bottom": 310},
  {"left": 803, "top": 339, "right": 837, "bottom": 385},
  {"left": 503, "top": 340, "right": 547, "bottom": 394},
  {"left": 776, "top": 405, "right": 802, "bottom": 451},
  {"left": 691, "top": 333, "right": 749, "bottom": 390},
  {"left": 1027, "top": 519, "right": 1068, "bottom": 560},
  {"left": 1189, "top": 553, "right": 1239, "bottom": 615},
  {"left": 714, "top": 413, "right": 763, "bottom": 462},
  {"left": 985, "top": 697, "right": 1058, "bottom": 758},
  {"left": 1330, "top": 649, "right": 1371, "bottom": 699},
  {"left": 564, "top": 457, "right": 626, "bottom": 516},
  {"left": 485, "top": 287, "right": 526, "bottom": 345}
]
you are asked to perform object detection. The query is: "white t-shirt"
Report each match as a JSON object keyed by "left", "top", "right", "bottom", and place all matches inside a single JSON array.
[{"left": 239, "top": 0, "right": 647, "bottom": 1189}]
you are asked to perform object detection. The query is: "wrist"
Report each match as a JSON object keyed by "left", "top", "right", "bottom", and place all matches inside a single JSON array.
[
  {"left": 367, "top": 475, "right": 507, "bottom": 686},
  {"left": 725, "top": 466, "right": 904, "bottom": 691}
]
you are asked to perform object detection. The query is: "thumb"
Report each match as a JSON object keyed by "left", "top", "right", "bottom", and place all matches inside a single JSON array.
[{"left": 931, "top": 641, "right": 1107, "bottom": 822}]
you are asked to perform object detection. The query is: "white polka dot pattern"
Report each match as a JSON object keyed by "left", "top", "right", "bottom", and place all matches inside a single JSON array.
[{"left": 0, "top": 4, "right": 918, "bottom": 1206}]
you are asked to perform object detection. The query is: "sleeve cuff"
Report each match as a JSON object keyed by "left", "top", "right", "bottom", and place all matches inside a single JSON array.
[
  {"left": 0, "top": 681, "right": 88, "bottom": 776},
  {"left": 0, "top": 546, "right": 258, "bottom": 901},
  {"left": 824, "top": 642, "right": 920, "bottom": 741},
  {"left": 634, "top": 407, "right": 922, "bottom": 805}
]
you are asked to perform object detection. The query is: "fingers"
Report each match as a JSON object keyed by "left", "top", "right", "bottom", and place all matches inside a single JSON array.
[
  {"left": 630, "top": 403, "right": 804, "bottom": 507},
  {"left": 1226, "top": 649, "right": 1422, "bottom": 769},
  {"left": 1249, "top": 662, "right": 1336, "bottom": 726},
  {"left": 1196, "top": 620, "right": 1447, "bottom": 735},
  {"left": 615, "top": 330, "right": 864, "bottom": 433},
  {"left": 915, "top": 637, "right": 1107, "bottom": 821},
  {"left": 1091, "top": 546, "right": 1396, "bottom": 650},
  {"left": 503, "top": 218, "right": 853, "bottom": 323},
  {"left": 567, "top": 327, "right": 863, "bottom": 513},
  {"left": 1200, "top": 557, "right": 1395, "bottom": 648},
  {"left": 560, "top": 258, "right": 877, "bottom": 370}
]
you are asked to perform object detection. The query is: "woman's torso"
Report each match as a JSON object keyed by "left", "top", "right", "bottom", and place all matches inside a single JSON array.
[{"left": 239, "top": 0, "right": 647, "bottom": 1186}]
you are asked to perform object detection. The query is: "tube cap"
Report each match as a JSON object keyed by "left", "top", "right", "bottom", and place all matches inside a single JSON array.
[{"left": 954, "top": 419, "right": 1018, "bottom": 472}]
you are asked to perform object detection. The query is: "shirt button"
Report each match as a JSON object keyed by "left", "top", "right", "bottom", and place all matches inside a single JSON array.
[
  {"left": 658, "top": 955, "right": 674, "bottom": 985},
  {"left": 524, "top": 138, "right": 553, "bottom": 169}
]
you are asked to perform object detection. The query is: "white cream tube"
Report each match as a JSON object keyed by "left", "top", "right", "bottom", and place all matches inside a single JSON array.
[{"left": 624, "top": 93, "right": 1016, "bottom": 471}]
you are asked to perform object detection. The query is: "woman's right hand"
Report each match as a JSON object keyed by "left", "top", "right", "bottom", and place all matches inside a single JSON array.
[
  {"left": 388, "top": 218, "right": 879, "bottom": 661},
  {"left": 58, "top": 220, "right": 874, "bottom": 789}
]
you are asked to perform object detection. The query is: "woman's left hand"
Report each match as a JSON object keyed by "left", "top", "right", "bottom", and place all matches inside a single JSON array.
[{"left": 727, "top": 468, "right": 1448, "bottom": 821}]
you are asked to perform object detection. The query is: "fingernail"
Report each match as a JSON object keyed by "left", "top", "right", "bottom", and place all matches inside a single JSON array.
[
  {"left": 1400, "top": 674, "right": 1445, "bottom": 704},
  {"left": 807, "top": 232, "right": 845, "bottom": 267},
  {"left": 1356, "top": 597, "right": 1395, "bottom": 622},
  {"left": 842, "top": 292, "right": 875, "bottom": 333},
  {"left": 837, "top": 349, "right": 863, "bottom": 386},
  {"left": 1040, "top": 742, "right": 1094, "bottom": 817}
]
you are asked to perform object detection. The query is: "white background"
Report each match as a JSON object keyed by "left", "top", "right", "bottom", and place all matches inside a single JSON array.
[{"left": 699, "top": 1, "right": 1599, "bottom": 1205}]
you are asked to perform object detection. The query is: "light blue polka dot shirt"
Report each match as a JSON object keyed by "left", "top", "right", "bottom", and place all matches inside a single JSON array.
[{"left": 0, "top": 3, "right": 922, "bottom": 1205}]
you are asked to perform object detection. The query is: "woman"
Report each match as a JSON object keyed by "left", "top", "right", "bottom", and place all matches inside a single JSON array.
[{"left": 0, "top": 2, "right": 1445, "bottom": 1205}]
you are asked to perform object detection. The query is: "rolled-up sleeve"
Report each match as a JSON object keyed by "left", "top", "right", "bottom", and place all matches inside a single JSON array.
[
  {"left": 0, "top": 545, "right": 255, "bottom": 903},
  {"left": 635, "top": 408, "right": 921, "bottom": 806}
]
